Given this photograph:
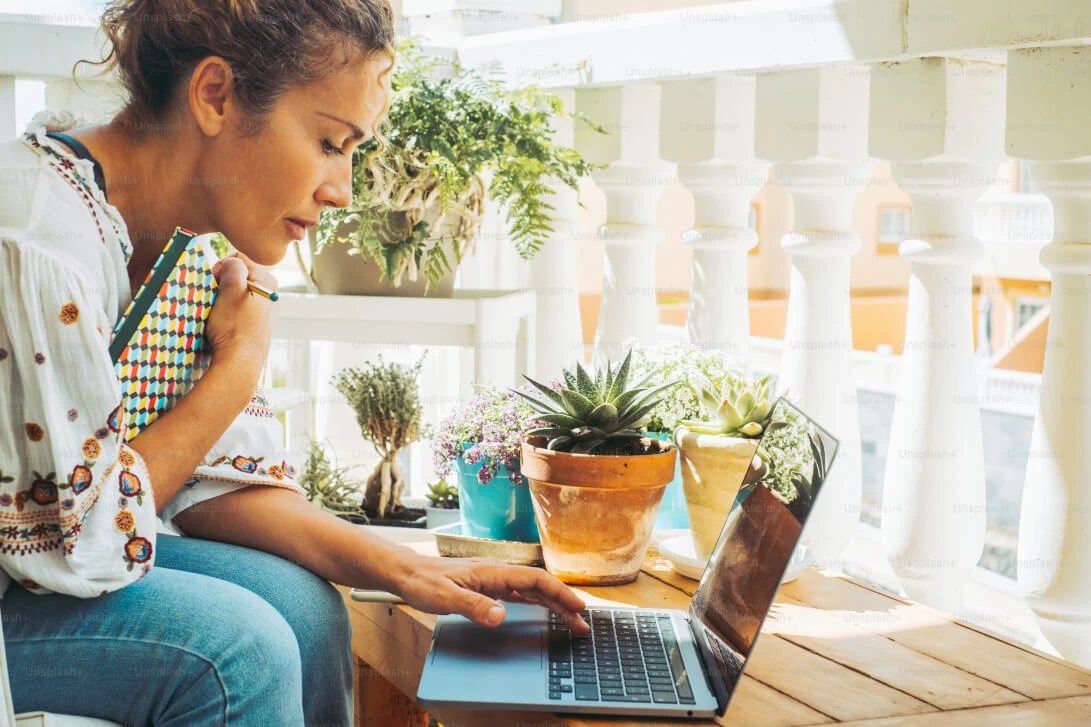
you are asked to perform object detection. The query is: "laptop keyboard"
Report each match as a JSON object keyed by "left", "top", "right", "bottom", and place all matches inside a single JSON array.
[{"left": 547, "top": 608, "right": 697, "bottom": 704}]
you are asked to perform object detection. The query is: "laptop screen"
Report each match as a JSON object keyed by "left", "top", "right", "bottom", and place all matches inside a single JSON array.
[{"left": 685, "top": 397, "right": 839, "bottom": 715}]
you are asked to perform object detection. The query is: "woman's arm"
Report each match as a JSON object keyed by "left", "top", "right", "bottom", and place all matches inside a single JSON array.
[
  {"left": 133, "top": 356, "right": 262, "bottom": 513},
  {"left": 174, "top": 487, "right": 590, "bottom": 633},
  {"left": 130, "top": 255, "right": 276, "bottom": 512}
]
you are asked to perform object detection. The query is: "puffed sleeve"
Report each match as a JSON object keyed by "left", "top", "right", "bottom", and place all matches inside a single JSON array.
[
  {"left": 158, "top": 385, "right": 305, "bottom": 533},
  {"left": 0, "top": 237, "right": 159, "bottom": 598}
]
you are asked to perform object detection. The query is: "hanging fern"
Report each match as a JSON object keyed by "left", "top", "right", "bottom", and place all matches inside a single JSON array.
[{"left": 314, "top": 38, "right": 605, "bottom": 292}]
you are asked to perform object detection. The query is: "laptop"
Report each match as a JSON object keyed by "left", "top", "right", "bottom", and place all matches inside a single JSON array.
[{"left": 416, "top": 397, "right": 839, "bottom": 719}]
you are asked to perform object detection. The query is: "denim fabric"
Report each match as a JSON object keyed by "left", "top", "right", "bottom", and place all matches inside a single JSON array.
[{"left": 1, "top": 534, "right": 353, "bottom": 726}]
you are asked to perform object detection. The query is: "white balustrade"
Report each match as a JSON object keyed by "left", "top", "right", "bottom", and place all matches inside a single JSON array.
[
  {"left": 1008, "top": 40, "right": 1091, "bottom": 670},
  {"left": 576, "top": 83, "right": 676, "bottom": 367},
  {"left": 755, "top": 66, "right": 870, "bottom": 569},
  {"left": 660, "top": 75, "right": 768, "bottom": 362},
  {"left": 869, "top": 57, "right": 1006, "bottom": 613}
]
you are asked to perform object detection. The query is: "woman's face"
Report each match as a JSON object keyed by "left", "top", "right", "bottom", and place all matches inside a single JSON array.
[{"left": 201, "top": 54, "right": 389, "bottom": 266}]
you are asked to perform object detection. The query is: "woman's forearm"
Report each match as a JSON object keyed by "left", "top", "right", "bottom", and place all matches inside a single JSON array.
[
  {"left": 173, "top": 486, "right": 418, "bottom": 592},
  {"left": 129, "top": 356, "right": 262, "bottom": 513}
]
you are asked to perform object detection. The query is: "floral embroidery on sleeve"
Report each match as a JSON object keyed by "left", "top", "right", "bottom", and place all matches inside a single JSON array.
[
  {"left": 0, "top": 348, "right": 8, "bottom": 362},
  {"left": 33, "top": 353, "right": 45, "bottom": 364},
  {"left": 59, "top": 303, "right": 79, "bottom": 324},
  {"left": 25, "top": 423, "right": 44, "bottom": 442},
  {"left": 67, "top": 409, "right": 78, "bottom": 422},
  {"left": 118, "top": 468, "right": 144, "bottom": 506}
]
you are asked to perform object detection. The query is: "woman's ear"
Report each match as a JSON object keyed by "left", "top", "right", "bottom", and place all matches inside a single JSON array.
[{"left": 189, "top": 56, "right": 236, "bottom": 138}]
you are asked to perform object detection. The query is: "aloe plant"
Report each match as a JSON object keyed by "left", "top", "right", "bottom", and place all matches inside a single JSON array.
[
  {"left": 679, "top": 373, "right": 775, "bottom": 438},
  {"left": 517, "top": 350, "right": 679, "bottom": 454}
]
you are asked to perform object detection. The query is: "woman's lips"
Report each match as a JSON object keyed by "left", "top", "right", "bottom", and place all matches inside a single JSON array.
[{"left": 284, "top": 218, "right": 311, "bottom": 240}]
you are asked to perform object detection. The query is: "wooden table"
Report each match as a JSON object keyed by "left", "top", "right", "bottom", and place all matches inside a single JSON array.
[{"left": 337, "top": 543, "right": 1091, "bottom": 726}]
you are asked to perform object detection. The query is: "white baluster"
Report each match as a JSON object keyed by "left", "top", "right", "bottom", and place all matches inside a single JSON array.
[
  {"left": 660, "top": 76, "right": 769, "bottom": 360},
  {"left": 576, "top": 84, "right": 676, "bottom": 366},
  {"left": 870, "top": 58, "right": 1006, "bottom": 613},
  {"left": 526, "top": 88, "right": 585, "bottom": 378},
  {"left": 755, "top": 66, "right": 870, "bottom": 568},
  {"left": 1007, "top": 45, "right": 1091, "bottom": 667}
]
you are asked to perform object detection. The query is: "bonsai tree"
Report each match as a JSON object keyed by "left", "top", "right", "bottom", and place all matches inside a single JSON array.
[
  {"left": 331, "top": 355, "right": 425, "bottom": 518},
  {"left": 312, "top": 39, "right": 604, "bottom": 291}
]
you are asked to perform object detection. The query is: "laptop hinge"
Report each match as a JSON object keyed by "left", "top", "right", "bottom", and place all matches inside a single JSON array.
[{"left": 686, "top": 610, "right": 732, "bottom": 715}]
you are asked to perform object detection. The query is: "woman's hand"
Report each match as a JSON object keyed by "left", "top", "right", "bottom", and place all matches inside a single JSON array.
[
  {"left": 205, "top": 252, "right": 279, "bottom": 373},
  {"left": 397, "top": 553, "right": 591, "bottom": 635}
]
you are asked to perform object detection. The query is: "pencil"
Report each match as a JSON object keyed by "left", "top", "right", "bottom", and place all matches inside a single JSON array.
[{"left": 247, "top": 281, "right": 279, "bottom": 302}]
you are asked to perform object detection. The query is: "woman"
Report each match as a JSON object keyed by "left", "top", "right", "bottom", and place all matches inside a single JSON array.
[{"left": 0, "top": 0, "right": 588, "bottom": 724}]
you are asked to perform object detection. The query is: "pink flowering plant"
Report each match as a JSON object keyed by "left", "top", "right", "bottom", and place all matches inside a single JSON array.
[{"left": 432, "top": 386, "right": 544, "bottom": 486}]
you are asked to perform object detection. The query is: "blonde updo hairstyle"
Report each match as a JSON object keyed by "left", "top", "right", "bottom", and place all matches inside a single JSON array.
[{"left": 86, "top": 0, "right": 396, "bottom": 138}]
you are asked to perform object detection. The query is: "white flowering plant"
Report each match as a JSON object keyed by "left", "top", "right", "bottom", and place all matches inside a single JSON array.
[{"left": 627, "top": 343, "right": 746, "bottom": 434}]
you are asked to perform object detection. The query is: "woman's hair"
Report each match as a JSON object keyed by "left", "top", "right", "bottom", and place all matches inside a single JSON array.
[{"left": 84, "top": 0, "right": 395, "bottom": 136}]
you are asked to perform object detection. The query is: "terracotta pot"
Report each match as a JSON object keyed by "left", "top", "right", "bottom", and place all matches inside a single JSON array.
[
  {"left": 307, "top": 218, "right": 458, "bottom": 297},
  {"left": 675, "top": 429, "right": 760, "bottom": 562},
  {"left": 520, "top": 439, "right": 676, "bottom": 586},
  {"left": 700, "top": 483, "right": 802, "bottom": 654}
]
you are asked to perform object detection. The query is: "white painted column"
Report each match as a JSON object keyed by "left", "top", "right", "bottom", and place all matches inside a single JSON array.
[
  {"left": 526, "top": 89, "right": 585, "bottom": 379},
  {"left": 577, "top": 84, "right": 676, "bottom": 366},
  {"left": 0, "top": 75, "right": 16, "bottom": 140},
  {"left": 870, "top": 58, "right": 1006, "bottom": 613},
  {"left": 660, "top": 76, "right": 768, "bottom": 361},
  {"left": 1008, "top": 46, "right": 1091, "bottom": 667},
  {"left": 755, "top": 66, "right": 870, "bottom": 568}
]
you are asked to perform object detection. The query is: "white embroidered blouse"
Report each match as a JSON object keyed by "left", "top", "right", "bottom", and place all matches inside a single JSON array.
[{"left": 0, "top": 111, "right": 303, "bottom": 599}]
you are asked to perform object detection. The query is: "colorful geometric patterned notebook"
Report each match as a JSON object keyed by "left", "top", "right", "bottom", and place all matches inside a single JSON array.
[{"left": 108, "top": 227, "right": 218, "bottom": 441}]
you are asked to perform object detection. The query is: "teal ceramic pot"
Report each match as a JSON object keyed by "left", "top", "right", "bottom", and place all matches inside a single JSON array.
[
  {"left": 454, "top": 451, "right": 540, "bottom": 543},
  {"left": 648, "top": 431, "right": 690, "bottom": 530}
]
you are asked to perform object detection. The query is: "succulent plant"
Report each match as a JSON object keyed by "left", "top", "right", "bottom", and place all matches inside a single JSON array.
[
  {"left": 425, "top": 478, "right": 460, "bottom": 509},
  {"left": 680, "top": 373, "right": 775, "bottom": 438},
  {"left": 517, "top": 350, "right": 679, "bottom": 454}
]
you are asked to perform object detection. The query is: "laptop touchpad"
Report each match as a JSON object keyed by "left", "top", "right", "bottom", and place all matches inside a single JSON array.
[{"left": 432, "top": 611, "right": 545, "bottom": 670}]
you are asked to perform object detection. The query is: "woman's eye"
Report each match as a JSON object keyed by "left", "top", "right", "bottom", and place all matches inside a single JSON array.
[{"left": 321, "top": 139, "right": 344, "bottom": 157}]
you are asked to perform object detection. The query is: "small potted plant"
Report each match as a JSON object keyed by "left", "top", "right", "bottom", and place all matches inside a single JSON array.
[
  {"left": 629, "top": 343, "right": 744, "bottom": 531},
  {"left": 673, "top": 373, "right": 775, "bottom": 561},
  {"left": 424, "top": 478, "right": 461, "bottom": 530},
  {"left": 432, "top": 387, "right": 542, "bottom": 543},
  {"left": 331, "top": 354, "right": 426, "bottom": 525},
  {"left": 517, "top": 351, "right": 679, "bottom": 585},
  {"left": 305, "top": 40, "right": 603, "bottom": 296},
  {"left": 296, "top": 439, "right": 369, "bottom": 522}
]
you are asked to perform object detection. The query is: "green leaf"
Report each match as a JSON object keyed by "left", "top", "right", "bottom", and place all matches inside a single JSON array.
[
  {"left": 610, "top": 350, "right": 633, "bottom": 399},
  {"left": 520, "top": 376, "right": 565, "bottom": 408},
  {"left": 574, "top": 362, "right": 597, "bottom": 400},
  {"left": 560, "top": 388, "right": 595, "bottom": 420},
  {"left": 539, "top": 412, "right": 585, "bottom": 428},
  {"left": 547, "top": 435, "right": 574, "bottom": 451},
  {"left": 587, "top": 403, "right": 619, "bottom": 430}
]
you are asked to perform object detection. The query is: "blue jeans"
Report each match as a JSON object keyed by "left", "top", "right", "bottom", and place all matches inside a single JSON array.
[{"left": 1, "top": 534, "right": 353, "bottom": 726}]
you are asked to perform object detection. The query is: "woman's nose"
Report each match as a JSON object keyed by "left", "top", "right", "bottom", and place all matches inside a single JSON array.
[{"left": 317, "top": 169, "right": 352, "bottom": 209}]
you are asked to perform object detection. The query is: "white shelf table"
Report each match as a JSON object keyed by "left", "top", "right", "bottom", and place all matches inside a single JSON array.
[{"left": 268, "top": 289, "right": 536, "bottom": 451}]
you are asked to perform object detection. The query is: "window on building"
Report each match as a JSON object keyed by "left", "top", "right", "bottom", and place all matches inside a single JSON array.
[{"left": 876, "top": 206, "right": 911, "bottom": 254}]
